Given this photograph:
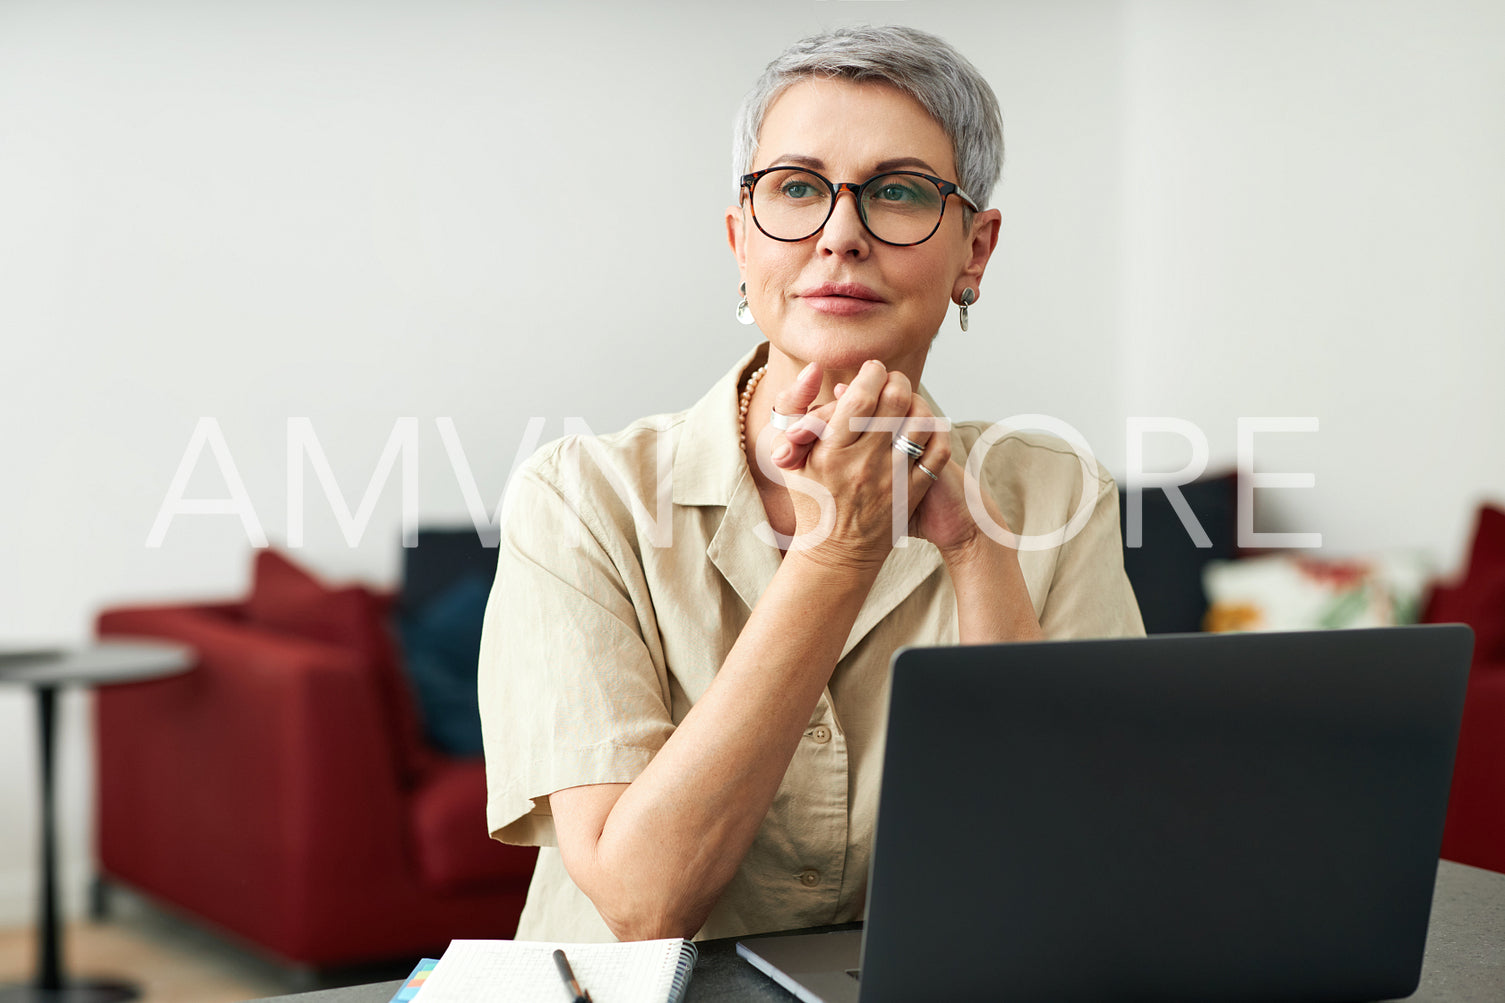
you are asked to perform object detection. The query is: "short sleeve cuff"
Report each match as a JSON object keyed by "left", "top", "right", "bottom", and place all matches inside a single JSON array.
[{"left": 487, "top": 740, "right": 662, "bottom": 847}]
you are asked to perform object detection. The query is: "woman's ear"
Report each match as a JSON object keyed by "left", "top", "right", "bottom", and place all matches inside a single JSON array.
[
  {"left": 953, "top": 207, "right": 1002, "bottom": 303},
  {"left": 726, "top": 204, "right": 748, "bottom": 274}
]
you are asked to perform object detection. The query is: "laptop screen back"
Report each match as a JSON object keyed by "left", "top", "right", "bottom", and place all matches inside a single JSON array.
[{"left": 859, "top": 626, "right": 1472, "bottom": 1003}]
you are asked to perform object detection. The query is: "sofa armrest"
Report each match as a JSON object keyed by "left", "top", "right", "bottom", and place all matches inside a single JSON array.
[
  {"left": 95, "top": 604, "right": 416, "bottom": 938},
  {"left": 1442, "top": 659, "right": 1505, "bottom": 874}
]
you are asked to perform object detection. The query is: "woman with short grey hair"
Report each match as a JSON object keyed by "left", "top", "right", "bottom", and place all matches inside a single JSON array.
[
  {"left": 480, "top": 24, "right": 1143, "bottom": 943},
  {"left": 732, "top": 24, "right": 1004, "bottom": 215}
]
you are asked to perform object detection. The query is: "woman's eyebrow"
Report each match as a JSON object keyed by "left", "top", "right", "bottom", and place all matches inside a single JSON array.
[
  {"left": 765, "top": 153, "right": 941, "bottom": 175},
  {"left": 767, "top": 153, "right": 824, "bottom": 169},
  {"left": 872, "top": 156, "right": 939, "bottom": 174}
]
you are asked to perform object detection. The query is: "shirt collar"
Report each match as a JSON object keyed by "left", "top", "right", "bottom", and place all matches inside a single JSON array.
[{"left": 672, "top": 343, "right": 769, "bottom": 507}]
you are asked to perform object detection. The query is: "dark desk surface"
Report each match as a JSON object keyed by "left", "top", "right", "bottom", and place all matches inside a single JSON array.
[{"left": 254, "top": 860, "right": 1505, "bottom": 1002}]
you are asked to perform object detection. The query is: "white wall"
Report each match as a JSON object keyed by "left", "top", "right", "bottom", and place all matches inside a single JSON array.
[
  {"left": 1121, "top": 0, "right": 1505, "bottom": 556},
  {"left": 1, "top": 0, "right": 1501, "bottom": 925}
]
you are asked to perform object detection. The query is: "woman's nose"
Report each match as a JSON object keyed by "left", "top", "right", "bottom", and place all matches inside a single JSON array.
[{"left": 816, "top": 188, "right": 871, "bottom": 257}]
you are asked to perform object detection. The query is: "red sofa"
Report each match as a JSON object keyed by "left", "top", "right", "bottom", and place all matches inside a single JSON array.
[
  {"left": 1428, "top": 504, "right": 1505, "bottom": 875},
  {"left": 93, "top": 551, "right": 537, "bottom": 972}
]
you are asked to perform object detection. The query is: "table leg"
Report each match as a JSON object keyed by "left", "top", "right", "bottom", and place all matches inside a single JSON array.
[
  {"left": 0, "top": 686, "right": 138, "bottom": 1003},
  {"left": 38, "top": 685, "right": 61, "bottom": 991}
]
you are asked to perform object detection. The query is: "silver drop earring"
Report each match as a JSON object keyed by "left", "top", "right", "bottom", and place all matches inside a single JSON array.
[
  {"left": 736, "top": 281, "right": 756, "bottom": 325},
  {"left": 959, "top": 288, "right": 975, "bottom": 331}
]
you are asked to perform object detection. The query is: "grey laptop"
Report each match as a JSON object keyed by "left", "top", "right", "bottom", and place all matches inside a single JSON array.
[{"left": 737, "top": 626, "right": 1472, "bottom": 1003}]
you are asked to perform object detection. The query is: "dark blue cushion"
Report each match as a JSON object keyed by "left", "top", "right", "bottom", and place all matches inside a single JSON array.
[
  {"left": 399, "top": 527, "right": 499, "bottom": 615},
  {"left": 397, "top": 573, "right": 491, "bottom": 756},
  {"left": 1119, "top": 472, "right": 1239, "bottom": 634}
]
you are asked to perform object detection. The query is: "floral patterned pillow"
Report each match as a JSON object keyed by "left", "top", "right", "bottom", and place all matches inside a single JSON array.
[{"left": 1202, "top": 553, "right": 1431, "bottom": 633}]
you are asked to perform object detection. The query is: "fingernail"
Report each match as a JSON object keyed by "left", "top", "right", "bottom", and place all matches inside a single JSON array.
[
  {"left": 798, "top": 362, "right": 817, "bottom": 381},
  {"left": 834, "top": 383, "right": 848, "bottom": 397},
  {"left": 773, "top": 442, "right": 792, "bottom": 463}
]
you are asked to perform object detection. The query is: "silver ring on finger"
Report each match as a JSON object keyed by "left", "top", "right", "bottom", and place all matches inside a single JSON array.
[
  {"left": 915, "top": 460, "right": 939, "bottom": 481},
  {"left": 769, "top": 408, "right": 798, "bottom": 430},
  {"left": 894, "top": 433, "right": 925, "bottom": 459}
]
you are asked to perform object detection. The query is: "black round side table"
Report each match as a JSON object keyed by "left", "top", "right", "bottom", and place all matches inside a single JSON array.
[{"left": 0, "top": 640, "right": 193, "bottom": 1003}]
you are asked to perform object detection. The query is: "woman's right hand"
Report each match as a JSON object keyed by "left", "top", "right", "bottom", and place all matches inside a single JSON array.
[{"left": 764, "top": 360, "right": 940, "bottom": 568}]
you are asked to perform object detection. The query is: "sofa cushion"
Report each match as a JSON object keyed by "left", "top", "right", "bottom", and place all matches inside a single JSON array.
[
  {"left": 245, "top": 548, "right": 432, "bottom": 783},
  {"left": 1201, "top": 551, "right": 1431, "bottom": 633},
  {"left": 397, "top": 574, "right": 491, "bottom": 756},
  {"left": 409, "top": 759, "right": 538, "bottom": 893},
  {"left": 1423, "top": 504, "right": 1505, "bottom": 662},
  {"left": 1425, "top": 571, "right": 1505, "bottom": 664},
  {"left": 1464, "top": 504, "right": 1505, "bottom": 580},
  {"left": 399, "top": 527, "right": 500, "bottom": 614},
  {"left": 246, "top": 548, "right": 373, "bottom": 646}
]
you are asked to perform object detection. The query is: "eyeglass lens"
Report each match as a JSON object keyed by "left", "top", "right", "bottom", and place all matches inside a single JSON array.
[{"left": 750, "top": 169, "right": 947, "bottom": 244}]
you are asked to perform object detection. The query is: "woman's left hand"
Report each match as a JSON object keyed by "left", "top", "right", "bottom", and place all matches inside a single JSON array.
[
  {"left": 773, "top": 369, "right": 1012, "bottom": 561},
  {"left": 774, "top": 364, "right": 1041, "bottom": 643}
]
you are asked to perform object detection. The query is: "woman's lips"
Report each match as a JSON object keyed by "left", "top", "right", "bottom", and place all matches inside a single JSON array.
[{"left": 799, "top": 282, "right": 885, "bottom": 316}]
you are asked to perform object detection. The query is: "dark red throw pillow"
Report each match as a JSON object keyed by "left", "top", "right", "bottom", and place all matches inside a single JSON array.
[
  {"left": 245, "top": 548, "right": 433, "bottom": 782},
  {"left": 1424, "top": 505, "right": 1505, "bottom": 664},
  {"left": 246, "top": 548, "right": 375, "bottom": 648},
  {"left": 1461, "top": 570, "right": 1505, "bottom": 664},
  {"left": 1465, "top": 505, "right": 1505, "bottom": 582}
]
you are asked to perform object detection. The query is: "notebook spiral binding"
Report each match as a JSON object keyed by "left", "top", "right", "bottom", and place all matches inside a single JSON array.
[{"left": 668, "top": 941, "right": 699, "bottom": 1002}]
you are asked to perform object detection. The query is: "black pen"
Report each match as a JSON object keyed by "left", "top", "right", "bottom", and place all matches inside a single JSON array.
[{"left": 553, "top": 948, "right": 592, "bottom": 1003}]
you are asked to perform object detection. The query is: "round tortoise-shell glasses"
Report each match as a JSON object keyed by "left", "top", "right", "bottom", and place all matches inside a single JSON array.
[{"left": 740, "top": 165, "right": 979, "bottom": 247}]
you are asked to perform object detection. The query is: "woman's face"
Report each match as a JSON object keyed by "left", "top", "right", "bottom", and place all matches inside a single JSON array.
[{"left": 727, "top": 77, "right": 1000, "bottom": 383}]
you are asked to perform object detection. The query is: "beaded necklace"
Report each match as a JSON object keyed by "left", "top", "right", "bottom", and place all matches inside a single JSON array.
[{"left": 736, "top": 364, "right": 768, "bottom": 450}]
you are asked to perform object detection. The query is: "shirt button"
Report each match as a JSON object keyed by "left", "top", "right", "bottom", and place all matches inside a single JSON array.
[
  {"left": 809, "top": 725, "right": 831, "bottom": 745},
  {"left": 798, "top": 869, "right": 820, "bottom": 887}
]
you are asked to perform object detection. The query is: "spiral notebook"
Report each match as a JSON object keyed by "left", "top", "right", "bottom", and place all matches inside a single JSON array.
[{"left": 410, "top": 937, "right": 697, "bottom": 1003}]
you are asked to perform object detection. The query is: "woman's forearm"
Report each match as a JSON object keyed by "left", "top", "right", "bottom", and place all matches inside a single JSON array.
[
  {"left": 554, "top": 363, "right": 935, "bottom": 939},
  {"left": 944, "top": 533, "right": 1043, "bottom": 645},
  {"left": 556, "top": 549, "right": 882, "bottom": 940}
]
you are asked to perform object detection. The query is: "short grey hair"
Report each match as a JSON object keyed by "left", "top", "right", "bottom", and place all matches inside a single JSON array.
[{"left": 732, "top": 25, "right": 1004, "bottom": 209}]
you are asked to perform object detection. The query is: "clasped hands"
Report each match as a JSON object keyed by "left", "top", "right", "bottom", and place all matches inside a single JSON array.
[{"left": 761, "top": 359, "right": 1006, "bottom": 564}]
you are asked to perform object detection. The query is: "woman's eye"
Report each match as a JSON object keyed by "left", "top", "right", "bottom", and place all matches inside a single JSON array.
[
  {"left": 876, "top": 184, "right": 914, "bottom": 202},
  {"left": 782, "top": 182, "right": 816, "bottom": 199}
]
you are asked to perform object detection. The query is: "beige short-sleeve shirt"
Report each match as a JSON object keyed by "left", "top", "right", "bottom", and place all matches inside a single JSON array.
[{"left": 479, "top": 345, "right": 1144, "bottom": 943}]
